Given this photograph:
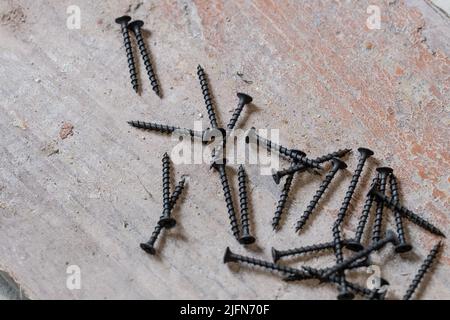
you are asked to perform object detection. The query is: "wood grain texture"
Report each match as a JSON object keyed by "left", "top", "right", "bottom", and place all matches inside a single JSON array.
[{"left": 0, "top": 0, "right": 448, "bottom": 299}]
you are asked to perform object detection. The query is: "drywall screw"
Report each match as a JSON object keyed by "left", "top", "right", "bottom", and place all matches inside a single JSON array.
[
  {"left": 322, "top": 230, "right": 398, "bottom": 279},
  {"left": 115, "top": 16, "right": 138, "bottom": 93},
  {"left": 128, "top": 20, "right": 160, "bottom": 97},
  {"left": 227, "top": 93, "right": 253, "bottom": 130},
  {"left": 403, "top": 242, "right": 442, "bottom": 300},
  {"left": 271, "top": 148, "right": 352, "bottom": 184},
  {"left": 140, "top": 178, "right": 186, "bottom": 254},
  {"left": 247, "top": 128, "right": 322, "bottom": 169},
  {"left": 295, "top": 158, "right": 347, "bottom": 233},
  {"left": 334, "top": 147, "right": 374, "bottom": 229},
  {"left": 345, "top": 175, "right": 380, "bottom": 252},
  {"left": 272, "top": 159, "right": 303, "bottom": 230},
  {"left": 127, "top": 120, "right": 205, "bottom": 138},
  {"left": 197, "top": 65, "right": 219, "bottom": 129},
  {"left": 271, "top": 239, "right": 351, "bottom": 262},
  {"left": 223, "top": 247, "right": 311, "bottom": 279},
  {"left": 390, "top": 174, "right": 413, "bottom": 253},
  {"left": 158, "top": 153, "right": 175, "bottom": 228},
  {"left": 331, "top": 223, "right": 353, "bottom": 300},
  {"left": 212, "top": 163, "right": 240, "bottom": 240},
  {"left": 368, "top": 187, "right": 445, "bottom": 237},
  {"left": 238, "top": 165, "right": 255, "bottom": 245},
  {"left": 371, "top": 167, "right": 393, "bottom": 243}
]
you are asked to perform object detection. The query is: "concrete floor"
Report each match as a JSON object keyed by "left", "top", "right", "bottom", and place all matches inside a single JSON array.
[{"left": 0, "top": 1, "right": 449, "bottom": 299}]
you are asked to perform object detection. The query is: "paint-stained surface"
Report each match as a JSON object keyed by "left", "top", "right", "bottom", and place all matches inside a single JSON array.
[{"left": 0, "top": 1, "right": 448, "bottom": 299}]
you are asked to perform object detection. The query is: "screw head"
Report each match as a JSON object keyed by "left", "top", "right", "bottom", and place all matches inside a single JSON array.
[
  {"left": 331, "top": 157, "right": 348, "bottom": 170},
  {"left": 271, "top": 247, "right": 280, "bottom": 263},
  {"left": 357, "top": 147, "right": 374, "bottom": 157},
  {"left": 239, "top": 235, "right": 256, "bottom": 245},
  {"left": 376, "top": 166, "right": 393, "bottom": 175},
  {"left": 345, "top": 240, "right": 364, "bottom": 252},
  {"left": 115, "top": 15, "right": 131, "bottom": 24},
  {"left": 223, "top": 247, "right": 234, "bottom": 263},
  {"left": 395, "top": 243, "right": 413, "bottom": 253},
  {"left": 140, "top": 242, "right": 156, "bottom": 255},
  {"left": 367, "top": 184, "right": 378, "bottom": 197},
  {"left": 128, "top": 20, "right": 144, "bottom": 31},
  {"left": 337, "top": 291, "right": 355, "bottom": 300},
  {"left": 271, "top": 169, "right": 281, "bottom": 184},
  {"left": 158, "top": 217, "right": 177, "bottom": 229},
  {"left": 237, "top": 92, "right": 253, "bottom": 105}
]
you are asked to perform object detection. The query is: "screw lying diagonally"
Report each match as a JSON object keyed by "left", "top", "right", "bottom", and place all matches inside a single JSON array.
[
  {"left": 403, "top": 242, "right": 442, "bottom": 300},
  {"left": 115, "top": 16, "right": 138, "bottom": 93},
  {"left": 368, "top": 186, "right": 445, "bottom": 237},
  {"left": 128, "top": 20, "right": 160, "bottom": 97},
  {"left": 271, "top": 148, "right": 352, "bottom": 184},
  {"left": 140, "top": 178, "right": 186, "bottom": 255},
  {"left": 127, "top": 120, "right": 205, "bottom": 138},
  {"left": 158, "top": 153, "right": 175, "bottom": 228},
  {"left": 197, "top": 65, "right": 219, "bottom": 129},
  {"left": 227, "top": 93, "right": 253, "bottom": 130},
  {"left": 389, "top": 174, "right": 413, "bottom": 253},
  {"left": 238, "top": 165, "right": 255, "bottom": 245},
  {"left": 295, "top": 158, "right": 347, "bottom": 233},
  {"left": 371, "top": 167, "right": 393, "bottom": 243},
  {"left": 346, "top": 175, "right": 380, "bottom": 252}
]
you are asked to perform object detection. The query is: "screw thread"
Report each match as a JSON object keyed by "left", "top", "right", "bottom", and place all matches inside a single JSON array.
[
  {"left": 228, "top": 102, "right": 245, "bottom": 130},
  {"left": 403, "top": 242, "right": 442, "bottom": 300},
  {"left": 215, "top": 165, "right": 240, "bottom": 239},
  {"left": 159, "top": 153, "right": 172, "bottom": 223},
  {"left": 274, "top": 240, "right": 336, "bottom": 261},
  {"left": 390, "top": 174, "right": 408, "bottom": 245},
  {"left": 313, "top": 148, "right": 352, "bottom": 164},
  {"left": 120, "top": 24, "right": 138, "bottom": 92},
  {"left": 372, "top": 172, "right": 389, "bottom": 243},
  {"left": 134, "top": 30, "right": 160, "bottom": 97},
  {"left": 272, "top": 171, "right": 294, "bottom": 230},
  {"left": 197, "top": 65, "right": 218, "bottom": 128},
  {"left": 238, "top": 165, "right": 251, "bottom": 237}
]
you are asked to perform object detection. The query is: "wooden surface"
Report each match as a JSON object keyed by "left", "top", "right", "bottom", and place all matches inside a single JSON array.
[{"left": 0, "top": 0, "right": 449, "bottom": 299}]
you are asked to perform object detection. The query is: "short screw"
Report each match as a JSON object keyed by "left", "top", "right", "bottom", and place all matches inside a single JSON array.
[
  {"left": 212, "top": 163, "right": 240, "bottom": 240},
  {"left": 390, "top": 174, "right": 413, "bottom": 253},
  {"left": 295, "top": 158, "right": 347, "bottom": 233},
  {"left": 197, "top": 65, "right": 219, "bottom": 129},
  {"left": 158, "top": 153, "right": 175, "bottom": 228},
  {"left": 371, "top": 167, "right": 393, "bottom": 243},
  {"left": 227, "top": 93, "right": 253, "bottom": 130},
  {"left": 368, "top": 186, "right": 445, "bottom": 237},
  {"left": 140, "top": 178, "right": 186, "bottom": 254},
  {"left": 346, "top": 175, "right": 380, "bottom": 252},
  {"left": 238, "top": 165, "right": 255, "bottom": 245},
  {"left": 127, "top": 120, "right": 204, "bottom": 138},
  {"left": 322, "top": 230, "right": 398, "bottom": 279},
  {"left": 115, "top": 16, "right": 138, "bottom": 93},
  {"left": 403, "top": 242, "right": 442, "bottom": 300},
  {"left": 128, "top": 20, "right": 161, "bottom": 97}
]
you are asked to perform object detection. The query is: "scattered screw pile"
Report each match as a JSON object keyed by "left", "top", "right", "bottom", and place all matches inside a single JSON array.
[{"left": 117, "top": 17, "right": 445, "bottom": 299}]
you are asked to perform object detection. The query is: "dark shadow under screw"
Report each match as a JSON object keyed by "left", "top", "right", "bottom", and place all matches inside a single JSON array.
[{"left": 115, "top": 16, "right": 138, "bottom": 93}]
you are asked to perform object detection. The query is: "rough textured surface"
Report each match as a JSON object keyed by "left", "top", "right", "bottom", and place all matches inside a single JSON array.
[{"left": 0, "top": 0, "right": 448, "bottom": 299}]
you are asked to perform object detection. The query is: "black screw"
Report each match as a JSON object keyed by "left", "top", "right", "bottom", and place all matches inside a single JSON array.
[
  {"left": 322, "top": 230, "right": 398, "bottom": 279},
  {"left": 334, "top": 147, "right": 374, "bottom": 229},
  {"left": 140, "top": 178, "right": 186, "bottom": 254},
  {"left": 197, "top": 65, "right": 219, "bottom": 129},
  {"left": 346, "top": 175, "right": 380, "bottom": 252},
  {"left": 212, "top": 163, "right": 240, "bottom": 240},
  {"left": 128, "top": 20, "right": 161, "bottom": 97},
  {"left": 390, "top": 174, "right": 413, "bottom": 253},
  {"left": 403, "top": 242, "right": 442, "bottom": 300},
  {"left": 115, "top": 16, "right": 138, "bottom": 93},
  {"left": 371, "top": 167, "right": 393, "bottom": 243},
  {"left": 223, "top": 247, "right": 311, "bottom": 279},
  {"left": 331, "top": 223, "right": 353, "bottom": 300},
  {"left": 368, "top": 186, "right": 445, "bottom": 237},
  {"left": 238, "top": 165, "right": 255, "bottom": 245},
  {"left": 127, "top": 120, "right": 204, "bottom": 138},
  {"left": 272, "top": 159, "right": 303, "bottom": 230},
  {"left": 227, "top": 93, "right": 253, "bottom": 130},
  {"left": 295, "top": 158, "right": 347, "bottom": 233},
  {"left": 158, "top": 153, "right": 175, "bottom": 228}
]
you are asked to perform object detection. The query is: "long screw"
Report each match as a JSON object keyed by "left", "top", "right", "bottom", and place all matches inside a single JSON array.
[
  {"left": 128, "top": 20, "right": 160, "bottom": 97},
  {"left": 390, "top": 174, "right": 413, "bottom": 253},
  {"left": 271, "top": 239, "right": 351, "bottom": 262},
  {"left": 295, "top": 158, "right": 347, "bottom": 233},
  {"left": 331, "top": 223, "right": 353, "bottom": 300},
  {"left": 403, "top": 242, "right": 442, "bottom": 300},
  {"left": 272, "top": 160, "right": 302, "bottom": 230},
  {"left": 115, "top": 16, "right": 138, "bottom": 93},
  {"left": 371, "top": 167, "right": 393, "bottom": 243},
  {"left": 212, "top": 163, "right": 240, "bottom": 240},
  {"left": 197, "top": 65, "right": 219, "bottom": 129},
  {"left": 247, "top": 128, "right": 322, "bottom": 169},
  {"left": 158, "top": 153, "right": 175, "bottom": 228},
  {"left": 140, "top": 178, "right": 186, "bottom": 254},
  {"left": 227, "top": 93, "right": 253, "bottom": 130},
  {"left": 322, "top": 230, "right": 398, "bottom": 279},
  {"left": 368, "top": 187, "right": 445, "bottom": 237},
  {"left": 127, "top": 120, "right": 205, "bottom": 138},
  {"left": 346, "top": 175, "right": 380, "bottom": 252},
  {"left": 238, "top": 165, "right": 255, "bottom": 245},
  {"left": 272, "top": 148, "right": 351, "bottom": 184}
]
